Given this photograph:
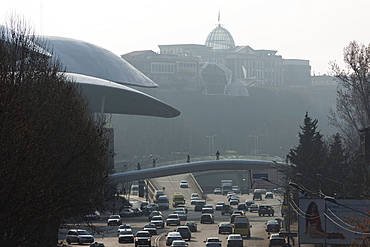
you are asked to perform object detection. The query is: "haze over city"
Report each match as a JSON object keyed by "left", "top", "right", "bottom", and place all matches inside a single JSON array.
[{"left": 2, "top": 0, "right": 370, "bottom": 76}]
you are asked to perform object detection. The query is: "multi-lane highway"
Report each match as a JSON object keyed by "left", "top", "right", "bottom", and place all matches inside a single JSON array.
[{"left": 59, "top": 173, "right": 283, "bottom": 247}]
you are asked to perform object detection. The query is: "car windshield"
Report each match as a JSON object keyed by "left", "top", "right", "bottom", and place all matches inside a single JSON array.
[
  {"left": 152, "top": 216, "right": 162, "bottom": 220},
  {"left": 185, "top": 222, "right": 194, "bottom": 226},
  {"left": 119, "top": 225, "right": 131, "bottom": 229},
  {"left": 119, "top": 230, "right": 132, "bottom": 234},
  {"left": 77, "top": 230, "right": 90, "bottom": 235},
  {"left": 136, "top": 232, "right": 150, "bottom": 237},
  {"left": 229, "top": 235, "right": 241, "bottom": 239},
  {"left": 208, "top": 238, "right": 220, "bottom": 242},
  {"left": 109, "top": 215, "right": 120, "bottom": 219},
  {"left": 168, "top": 214, "right": 178, "bottom": 218}
]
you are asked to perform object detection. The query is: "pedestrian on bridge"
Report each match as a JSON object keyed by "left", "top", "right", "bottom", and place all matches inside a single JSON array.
[
  {"left": 187, "top": 154, "right": 190, "bottom": 163},
  {"left": 216, "top": 150, "right": 220, "bottom": 160}
]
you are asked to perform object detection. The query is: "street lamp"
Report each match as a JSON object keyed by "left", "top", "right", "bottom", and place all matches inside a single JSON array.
[{"left": 317, "top": 173, "right": 346, "bottom": 198}]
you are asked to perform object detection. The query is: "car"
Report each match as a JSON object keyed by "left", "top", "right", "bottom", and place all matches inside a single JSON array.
[
  {"left": 218, "top": 222, "right": 233, "bottom": 234},
  {"left": 213, "top": 188, "right": 222, "bottom": 194},
  {"left": 166, "top": 214, "right": 181, "bottom": 226},
  {"left": 221, "top": 204, "right": 233, "bottom": 215},
  {"left": 118, "top": 229, "right": 134, "bottom": 243},
  {"left": 176, "top": 226, "right": 192, "bottom": 241},
  {"left": 119, "top": 208, "right": 135, "bottom": 217},
  {"left": 132, "top": 208, "right": 143, "bottom": 216},
  {"left": 201, "top": 204, "right": 214, "bottom": 214},
  {"left": 174, "top": 210, "right": 188, "bottom": 221},
  {"left": 215, "top": 202, "right": 225, "bottom": 211},
  {"left": 230, "top": 199, "right": 239, "bottom": 205},
  {"left": 249, "top": 204, "right": 259, "bottom": 212},
  {"left": 191, "top": 193, "right": 200, "bottom": 199},
  {"left": 171, "top": 240, "right": 188, "bottom": 247},
  {"left": 184, "top": 221, "right": 197, "bottom": 232},
  {"left": 151, "top": 215, "right": 165, "bottom": 228},
  {"left": 265, "top": 192, "right": 274, "bottom": 199},
  {"left": 143, "top": 223, "right": 157, "bottom": 235},
  {"left": 65, "top": 229, "right": 94, "bottom": 245},
  {"left": 84, "top": 211, "right": 101, "bottom": 221},
  {"left": 258, "top": 205, "right": 274, "bottom": 216},
  {"left": 204, "top": 237, "right": 222, "bottom": 247},
  {"left": 200, "top": 213, "right": 214, "bottom": 224},
  {"left": 228, "top": 195, "right": 240, "bottom": 202},
  {"left": 107, "top": 215, "right": 122, "bottom": 226},
  {"left": 191, "top": 198, "right": 200, "bottom": 205},
  {"left": 230, "top": 213, "right": 241, "bottom": 224},
  {"left": 147, "top": 203, "right": 160, "bottom": 210},
  {"left": 140, "top": 201, "right": 149, "bottom": 210},
  {"left": 148, "top": 210, "right": 163, "bottom": 221},
  {"left": 176, "top": 204, "right": 189, "bottom": 213},
  {"left": 117, "top": 224, "right": 132, "bottom": 234},
  {"left": 166, "top": 232, "right": 183, "bottom": 246},
  {"left": 180, "top": 180, "right": 189, "bottom": 188},
  {"left": 226, "top": 234, "right": 243, "bottom": 247},
  {"left": 134, "top": 231, "right": 151, "bottom": 247},
  {"left": 90, "top": 243, "right": 105, "bottom": 247},
  {"left": 245, "top": 200, "right": 254, "bottom": 207},
  {"left": 269, "top": 233, "right": 286, "bottom": 247},
  {"left": 194, "top": 200, "right": 206, "bottom": 211},
  {"left": 233, "top": 210, "right": 245, "bottom": 216},
  {"left": 265, "top": 220, "right": 281, "bottom": 233},
  {"left": 232, "top": 186, "right": 240, "bottom": 194},
  {"left": 237, "top": 203, "right": 247, "bottom": 211}
]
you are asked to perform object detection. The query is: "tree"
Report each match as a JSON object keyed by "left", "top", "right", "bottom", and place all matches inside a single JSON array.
[
  {"left": 0, "top": 18, "right": 111, "bottom": 246},
  {"left": 329, "top": 40, "right": 370, "bottom": 152},
  {"left": 329, "top": 40, "right": 370, "bottom": 198},
  {"left": 287, "top": 112, "right": 326, "bottom": 192}
]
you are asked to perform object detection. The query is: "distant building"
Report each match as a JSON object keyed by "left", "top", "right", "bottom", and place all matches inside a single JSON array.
[{"left": 121, "top": 21, "right": 311, "bottom": 94}]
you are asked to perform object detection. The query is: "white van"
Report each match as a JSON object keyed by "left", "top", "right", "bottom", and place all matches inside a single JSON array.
[
  {"left": 131, "top": 184, "right": 139, "bottom": 195},
  {"left": 157, "top": 195, "right": 169, "bottom": 209}
]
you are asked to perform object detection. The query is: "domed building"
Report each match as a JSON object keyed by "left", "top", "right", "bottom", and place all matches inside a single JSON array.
[{"left": 205, "top": 24, "right": 235, "bottom": 52}]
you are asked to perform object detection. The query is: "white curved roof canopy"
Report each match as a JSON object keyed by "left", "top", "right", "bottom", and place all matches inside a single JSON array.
[
  {"left": 44, "top": 36, "right": 158, "bottom": 88},
  {"left": 66, "top": 73, "right": 180, "bottom": 117}
]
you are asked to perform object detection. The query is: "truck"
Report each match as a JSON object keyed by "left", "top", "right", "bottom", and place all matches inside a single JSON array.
[{"left": 221, "top": 180, "right": 233, "bottom": 195}]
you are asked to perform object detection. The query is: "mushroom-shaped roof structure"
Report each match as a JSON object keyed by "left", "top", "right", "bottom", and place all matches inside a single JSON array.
[
  {"left": 45, "top": 36, "right": 157, "bottom": 88},
  {"left": 205, "top": 24, "right": 235, "bottom": 51}
]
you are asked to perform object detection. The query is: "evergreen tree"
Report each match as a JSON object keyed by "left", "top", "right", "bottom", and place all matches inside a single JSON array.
[{"left": 287, "top": 112, "right": 325, "bottom": 192}]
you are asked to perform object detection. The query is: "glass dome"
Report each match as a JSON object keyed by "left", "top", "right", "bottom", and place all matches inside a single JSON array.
[{"left": 205, "top": 24, "right": 235, "bottom": 51}]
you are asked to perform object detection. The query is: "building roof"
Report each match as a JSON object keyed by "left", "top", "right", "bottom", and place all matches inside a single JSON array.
[{"left": 205, "top": 24, "right": 235, "bottom": 51}]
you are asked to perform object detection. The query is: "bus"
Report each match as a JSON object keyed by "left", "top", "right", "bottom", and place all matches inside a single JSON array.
[{"left": 233, "top": 215, "right": 252, "bottom": 238}]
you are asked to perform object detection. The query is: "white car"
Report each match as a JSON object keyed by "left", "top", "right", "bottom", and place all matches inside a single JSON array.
[
  {"left": 151, "top": 215, "right": 164, "bottom": 228},
  {"left": 117, "top": 224, "right": 132, "bottom": 234},
  {"left": 204, "top": 237, "right": 222, "bottom": 247},
  {"left": 107, "top": 215, "right": 122, "bottom": 226},
  {"left": 180, "top": 180, "right": 189, "bottom": 188},
  {"left": 171, "top": 240, "right": 188, "bottom": 247}
]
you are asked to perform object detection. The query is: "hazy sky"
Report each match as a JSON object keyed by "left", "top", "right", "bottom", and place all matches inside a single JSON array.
[{"left": 2, "top": 0, "right": 369, "bottom": 76}]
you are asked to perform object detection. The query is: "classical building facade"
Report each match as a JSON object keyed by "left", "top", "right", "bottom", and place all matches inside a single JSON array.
[{"left": 121, "top": 23, "right": 311, "bottom": 94}]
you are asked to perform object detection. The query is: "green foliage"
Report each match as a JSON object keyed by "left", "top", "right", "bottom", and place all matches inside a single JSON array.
[{"left": 0, "top": 19, "right": 111, "bottom": 246}]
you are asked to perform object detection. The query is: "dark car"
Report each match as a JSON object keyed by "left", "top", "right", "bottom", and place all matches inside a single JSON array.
[
  {"left": 237, "top": 203, "right": 247, "bottom": 211},
  {"left": 218, "top": 222, "right": 233, "bottom": 234},
  {"left": 265, "top": 192, "right": 274, "bottom": 199},
  {"left": 120, "top": 208, "right": 135, "bottom": 217},
  {"left": 258, "top": 205, "right": 274, "bottom": 216},
  {"left": 194, "top": 200, "right": 206, "bottom": 211},
  {"left": 118, "top": 229, "right": 134, "bottom": 243},
  {"left": 226, "top": 234, "right": 243, "bottom": 247},
  {"left": 176, "top": 226, "right": 192, "bottom": 241},
  {"left": 200, "top": 213, "right": 214, "bottom": 224},
  {"left": 140, "top": 201, "right": 149, "bottom": 210},
  {"left": 265, "top": 220, "right": 281, "bottom": 233},
  {"left": 65, "top": 229, "right": 94, "bottom": 245},
  {"left": 245, "top": 200, "right": 254, "bottom": 207},
  {"left": 90, "top": 243, "right": 105, "bottom": 247},
  {"left": 148, "top": 210, "right": 162, "bottom": 221},
  {"left": 134, "top": 231, "right": 151, "bottom": 247},
  {"left": 184, "top": 221, "right": 197, "bottom": 232},
  {"left": 143, "top": 223, "right": 157, "bottom": 236}
]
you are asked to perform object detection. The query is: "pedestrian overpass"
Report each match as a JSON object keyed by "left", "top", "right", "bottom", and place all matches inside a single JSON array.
[{"left": 109, "top": 159, "right": 288, "bottom": 183}]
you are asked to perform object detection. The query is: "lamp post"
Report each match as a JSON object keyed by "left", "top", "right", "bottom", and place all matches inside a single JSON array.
[{"left": 317, "top": 174, "right": 345, "bottom": 198}]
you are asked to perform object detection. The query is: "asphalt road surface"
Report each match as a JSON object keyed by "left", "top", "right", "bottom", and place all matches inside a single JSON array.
[{"left": 59, "top": 173, "right": 283, "bottom": 247}]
